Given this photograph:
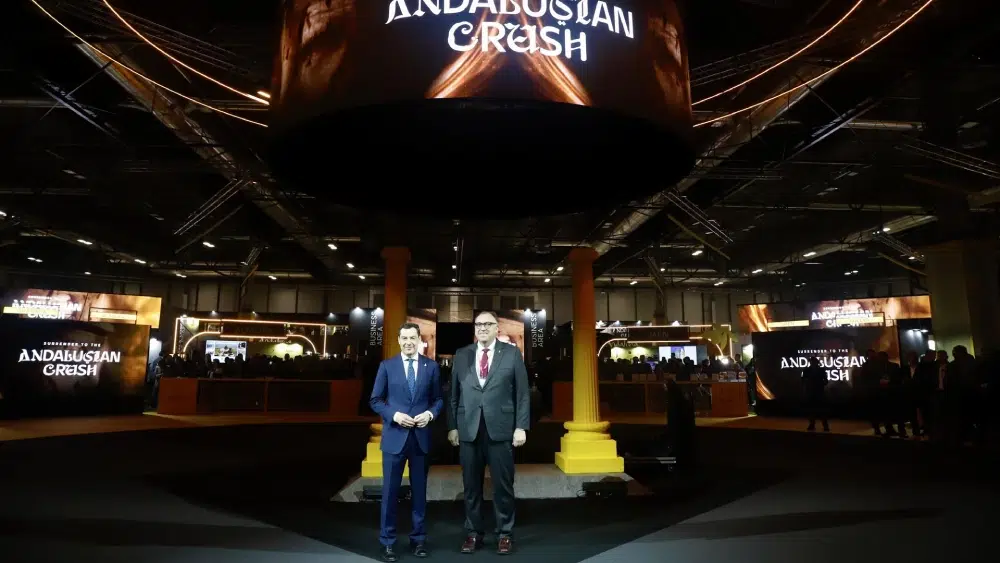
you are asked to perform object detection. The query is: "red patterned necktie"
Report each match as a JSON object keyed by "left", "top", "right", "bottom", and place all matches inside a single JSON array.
[{"left": 480, "top": 349, "right": 489, "bottom": 379}]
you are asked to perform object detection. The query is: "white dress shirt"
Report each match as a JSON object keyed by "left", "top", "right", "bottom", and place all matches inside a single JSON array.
[
  {"left": 402, "top": 352, "right": 432, "bottom": 420},
  {"left": 477, "top": 340, "right": 496, "bottom": 387},
  {"left": 401, "top": 352, "right": 419, "bottom": 382}
]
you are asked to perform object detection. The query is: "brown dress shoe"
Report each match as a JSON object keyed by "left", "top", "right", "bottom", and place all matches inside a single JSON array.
[
  {"left": 497, "top": 536, "right": 513, "bottom": 555},
  {"left": 461, "top": 536, "right": 482, "bottom": 554}
]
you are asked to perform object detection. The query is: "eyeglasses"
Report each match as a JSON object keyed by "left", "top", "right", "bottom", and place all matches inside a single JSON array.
[{"left": 474, "top": 322, "right": 497, "bottom": 329}]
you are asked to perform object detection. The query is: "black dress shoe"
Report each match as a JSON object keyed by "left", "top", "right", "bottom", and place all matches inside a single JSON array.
[
  {"left": 411, "top": 542, "right": 429, "bottom": 558},
  {"left": 380, "top": 545, "right": 398, "bottom": 562}
]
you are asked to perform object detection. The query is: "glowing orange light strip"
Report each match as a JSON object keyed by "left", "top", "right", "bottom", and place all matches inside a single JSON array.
[
  {"left": 693, "top": 0, "right": 864, "bottom": 106},
  {"left": 101, "top": 0, "right": 268, "bottom": 105},
  {"left": 30, "top": 0, "right": 267, "bottom": 128},
  {"left": 179, "top": 331, "right": 220, "bottom": 354},
  {"left": 694, "top": 0, "right": 935, "bottom": 128}
]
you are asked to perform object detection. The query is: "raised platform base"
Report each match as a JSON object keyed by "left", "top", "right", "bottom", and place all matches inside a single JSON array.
[{"left": 332, "top": 464, "right": 648, "bottom": 503}]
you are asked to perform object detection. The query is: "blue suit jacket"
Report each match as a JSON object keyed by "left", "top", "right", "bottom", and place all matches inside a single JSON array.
[{"left": 369, "top": 354, "right": 443, "bottom": 455}]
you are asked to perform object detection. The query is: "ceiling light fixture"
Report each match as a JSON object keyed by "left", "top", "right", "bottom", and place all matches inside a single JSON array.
[
  {"left": 134, "top": 258, "right": 146, "bottom": 264},
  {"left": 803, "top": 251, "right": 816, "bottom": 257},
  {"left": 358, "top": 275, "right": 366, "bottom": 280},
  {"left": 346, "top": 262, "right": 355, "bottom": 269},
  {"left": 544, "top": 278, "right": 551, "bottom": 283},
  {"left": 84, "top": 271, "right": 91, "bottom": 275},
  {"left": 328, "top": 243, "right": 338, "bottom": 250},
  {"left": 77, "top": 239, "right": 92, "bottom": 245},
  {"left": 268, "top": 275, "right": 277, "bottom": 280},
  {"left": 452, "top": 264, "right": 457, "bottom": 269},
  {"left": 451, "top": 278, "right": 457, "bottom": 283},
  {"left": 202, "top": 241, "right": 215, "bottom": 248},
  {"left": 629, "top": 280, "right": 638, "bottom": 285},
  {"left": 751, "top": 268, "right": 763, "bottom": 274},
  {"left": 556, "top": 266, "right": 564, "bottom": 272},
  {"left": 29, "top": 1, "right": 266, "bottom": 127},
  {"left": 694, "top": 0, "right": 935, "bottom": 128},
  {"left": 176, "top": 273, "right": 187, "bottom": 278},
  {"left": 692, "top": 250, "right": 703, "bottom": 256},
  {"left": 27, "top": 257, "right": 41, "bottom": 262}
]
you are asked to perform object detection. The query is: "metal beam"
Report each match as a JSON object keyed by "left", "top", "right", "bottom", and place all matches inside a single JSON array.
[
  {"left": 33, "top": 76, "right": 119, "bottom": 140},
  {"left": 72, "top": 43, "right": 337, "bottom": 281},
  {"left": 591, "top": 63, "right": 832, "bottom": 259},
  {"left": 590, "top": 0, "right": 936, "bottom": 260}
]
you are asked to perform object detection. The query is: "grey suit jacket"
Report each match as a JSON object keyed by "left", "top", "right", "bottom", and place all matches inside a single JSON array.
[{"left": 448, "top": 341, "right": 531, "bottom": 442}]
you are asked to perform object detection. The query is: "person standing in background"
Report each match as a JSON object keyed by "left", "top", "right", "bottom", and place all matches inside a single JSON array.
[{"left": 803, "top": 356, "right": 830, "bottom": 432}]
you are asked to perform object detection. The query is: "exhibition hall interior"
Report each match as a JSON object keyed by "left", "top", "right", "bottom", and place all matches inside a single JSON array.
[{"left": 1, "top": 1, "right": 998, "bottom": 562}]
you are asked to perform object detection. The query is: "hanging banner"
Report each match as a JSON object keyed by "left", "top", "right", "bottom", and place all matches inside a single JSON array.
[{"left": 524, "top": 308, "right": 547, "bottom": 364}]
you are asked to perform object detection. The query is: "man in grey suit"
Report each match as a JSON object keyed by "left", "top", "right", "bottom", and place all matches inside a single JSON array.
[{"left": 448, "top": 310, "right": 530, "bottom": 555}]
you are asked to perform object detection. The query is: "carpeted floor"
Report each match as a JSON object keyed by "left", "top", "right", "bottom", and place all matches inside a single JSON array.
[{"left": 0, "top": 421, "right": 997, "bottom": 563}]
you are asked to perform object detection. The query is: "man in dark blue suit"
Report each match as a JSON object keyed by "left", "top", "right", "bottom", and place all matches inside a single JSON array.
[{"left": 370, "top": 321, "right": 443, "bottom": 562}]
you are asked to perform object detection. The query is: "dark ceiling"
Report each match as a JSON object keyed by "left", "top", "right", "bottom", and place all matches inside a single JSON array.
[{"left": 2, "top": 0, "right": 997, "bottom": 294}]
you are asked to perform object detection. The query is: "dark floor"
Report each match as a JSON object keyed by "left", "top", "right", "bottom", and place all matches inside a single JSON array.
[{"left": 1, "top": 421, "right": 998, "bottom": 562}]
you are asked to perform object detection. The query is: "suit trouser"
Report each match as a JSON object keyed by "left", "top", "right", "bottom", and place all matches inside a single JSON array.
[
  {"left": 461, "top": 416, "right": 516, "bottom": 537},
  {"left": 380, "top": 432, "right": 428, "bottom": 546}
]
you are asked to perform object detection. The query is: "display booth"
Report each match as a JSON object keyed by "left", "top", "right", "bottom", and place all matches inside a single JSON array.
[
  {"left": 552, "top": 322, "right": 749, "bottom": 420},
  {"left": 172, "top": 315, "right": 331, "bottom": 359},
  {"left": 739, "top": 296, "right": 932, "bottom": 413},
  {"left": 159, "top": 309, "right": 439, "bottom": 416},
  {"left": 0, "top": 288, "right": 162, "bottom": 418},
  {"left": 160, "top": 315, "right": 359, "bottom": 415}
]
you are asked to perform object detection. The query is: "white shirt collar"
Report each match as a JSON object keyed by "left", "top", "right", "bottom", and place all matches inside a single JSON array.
[
  {"left": 401, "top": 352, "right": 419, "bottom": 362},
  {"left": 478, "top": 339, "right": 496, "bottom": 353}
]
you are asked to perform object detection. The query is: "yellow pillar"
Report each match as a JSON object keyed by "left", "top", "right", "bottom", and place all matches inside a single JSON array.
[
  {"left": 361, "top": 247, "right": 410, "bottom": 478},
  {"left": 554, "top": 247, "right": 624, "bottom": 474}
]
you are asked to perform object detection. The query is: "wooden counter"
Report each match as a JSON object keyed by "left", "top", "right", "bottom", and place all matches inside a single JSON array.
[
  {"left": 552, "top": 379, "right": 749, "bottom": 420},
  {"left": 157, "top": 378, "right": 363, "bottom": 417}
]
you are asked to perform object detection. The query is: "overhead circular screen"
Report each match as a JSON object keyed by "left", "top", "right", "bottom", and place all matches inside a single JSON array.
[{"left": 268, "top": 0, "right": 694, "bottom": 218}]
